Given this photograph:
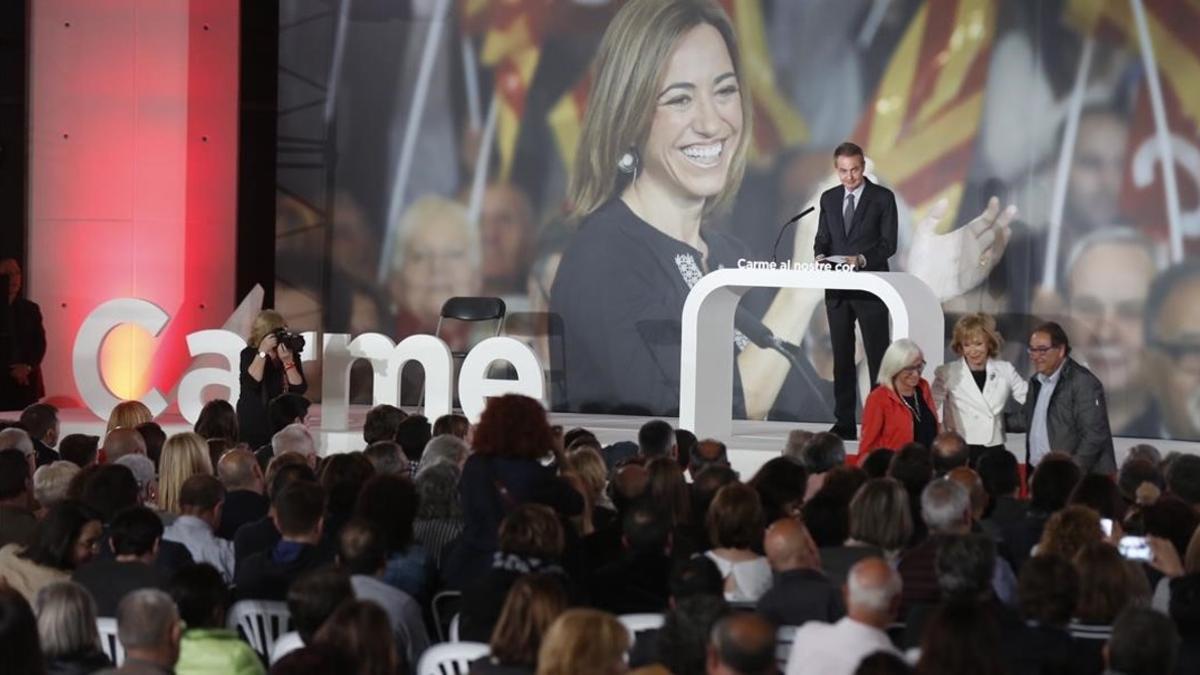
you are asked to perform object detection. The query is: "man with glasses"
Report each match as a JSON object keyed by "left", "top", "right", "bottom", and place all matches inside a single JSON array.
[
  {"left": 1021, "top": 321, "right": 1115, "bottom": 474},
  {"left": 1064, "top": 229, "right": 1158, "bottom": 437},
  {"left": 1143, "top": 262, "right": 1200, "bottom": 440}
]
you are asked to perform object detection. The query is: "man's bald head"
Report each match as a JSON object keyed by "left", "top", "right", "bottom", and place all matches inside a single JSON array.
[
  {"left": 104, "top": 428, "right": 147, "bottom": 462},
  {"left": 218, "top": 448, "right": 263, "bottom": 492},
  {"left": 946, "top": 466, "right": 987, "bottom": 520},
  {"left": 845, "top": 557, "right": 901, "bottom": 628},
  {"left": 706, "top": 613, "right": 777, "bottom": 675},
  {"left": 612, "top": 463, "right": 648, "bottom": 502},
  {"left": 763, "top": 517, "right": 819, "bottom": 573}
]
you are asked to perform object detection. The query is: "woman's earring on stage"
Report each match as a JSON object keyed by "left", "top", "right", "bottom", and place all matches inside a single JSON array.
[{"left": 617, "top": 148, "right": 639, "bottom": 178}]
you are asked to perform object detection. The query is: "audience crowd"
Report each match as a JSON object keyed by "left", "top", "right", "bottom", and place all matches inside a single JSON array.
[{"left": 0, "top": 388, "right": 1198, "bottom": 675}]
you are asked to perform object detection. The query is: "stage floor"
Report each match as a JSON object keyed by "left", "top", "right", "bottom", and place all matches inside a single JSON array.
[{"left": 9, "top": 404, "right": 1196, "bottom": 479}]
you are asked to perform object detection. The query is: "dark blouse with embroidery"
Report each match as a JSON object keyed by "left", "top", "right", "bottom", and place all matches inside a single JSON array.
[{"left": 549, "top": 199, "right": 761, "bottom": 416}]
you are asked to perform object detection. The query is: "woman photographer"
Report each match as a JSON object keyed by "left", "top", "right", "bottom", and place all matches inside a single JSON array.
[{"left": 237, "top": 310, "right": 307, "bottom": 449}]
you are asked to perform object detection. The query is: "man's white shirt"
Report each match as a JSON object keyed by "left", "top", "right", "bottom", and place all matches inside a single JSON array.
[{"left": 785, "top": 616, "right": 899, "bottom": 675}]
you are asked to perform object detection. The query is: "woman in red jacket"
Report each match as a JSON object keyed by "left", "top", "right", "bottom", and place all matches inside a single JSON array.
[{"left": 859, "top": 338, "right": 939, "bottom": 459}]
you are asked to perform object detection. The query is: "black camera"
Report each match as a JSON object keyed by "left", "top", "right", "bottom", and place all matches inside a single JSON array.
[{"left": 272, "top": 329, "right": 306, "bottom": 354}]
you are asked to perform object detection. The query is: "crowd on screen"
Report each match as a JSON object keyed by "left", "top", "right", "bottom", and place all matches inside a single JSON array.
[{"left": 2, "top": 323, "right": 1200, "bottom": 675}]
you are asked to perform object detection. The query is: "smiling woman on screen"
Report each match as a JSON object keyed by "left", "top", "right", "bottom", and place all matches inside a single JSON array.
[{"left": 551, "top": 0, "right": 803, "bottom": 418}]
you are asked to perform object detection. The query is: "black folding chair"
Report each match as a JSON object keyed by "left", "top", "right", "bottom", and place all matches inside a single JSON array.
[
  {"left": 435, "top": 297, "right": 507, "bottom": 358},
  {"left": 420, "top": 297, "right": 507, "bottom": 408}
]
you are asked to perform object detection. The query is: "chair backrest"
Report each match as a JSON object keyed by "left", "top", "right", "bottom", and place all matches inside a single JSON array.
[
  {"left": 416, "top": 641, "right": 489, "bottom": 675},
  {"left": 618, "top": 613, "right": 665, "bottom": 641},
  {"left": 448, "top": 613, "right": 461, "bottom": 642},
  {"left": 431, "top": 590, "right": 462, "bottom": 643},
  {"left": 270, "top": 630, "right": 305, "bottom": 665},
  {"left": 96, "top": 617, "right": 125, "bottom": 666},
  {"left": 775, "top": 625, "right": 798, "bottom": 670},
  {"left": 226, "top": 599, "right": 292, "bottom": 659},
  {"left": 440, "top": 297, "right": 506, "bottom": 322}
]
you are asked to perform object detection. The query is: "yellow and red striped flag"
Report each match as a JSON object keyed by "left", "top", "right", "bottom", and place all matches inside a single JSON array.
[
  {"left": 476, "top": 0, "right": 553, "bottom": 178},
  {"left": 718, "top": 0, "right": 808, "bottom": 162},
  {"left": 459, "top": 0, "right": 492, "bottom": 37},
  {"left": 1065, "top": 0, "right": 1200, "bottom": 250},
  {"left": 548, "top": 69, "right": 593, "bottom": 177},
  {"left": 853, "top": 0, "right": 998, "bottom": 231}
]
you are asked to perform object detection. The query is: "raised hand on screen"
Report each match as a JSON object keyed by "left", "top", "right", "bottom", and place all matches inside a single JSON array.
[{"left": 906, "top": 196, "right": 1017, "bottom": 301}]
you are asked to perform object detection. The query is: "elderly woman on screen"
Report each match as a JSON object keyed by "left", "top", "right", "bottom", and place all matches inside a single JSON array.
[
  {"left": 859, "top": 338, "right": 939, "bottom": 457},
  {"left": 932, "top": 313, "right": 1027, "bottom": 459}
]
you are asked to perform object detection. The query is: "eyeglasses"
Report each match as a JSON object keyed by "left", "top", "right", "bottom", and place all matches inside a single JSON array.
[
  {"left": 899, "top": 361, "right": 926, "bottom": 374},
  {"left": 1027, "top": 345, "right": 1059, "bottom": 355},
  {"left": 1149, "top": 339, "right": 1200, "bottom": 377}
]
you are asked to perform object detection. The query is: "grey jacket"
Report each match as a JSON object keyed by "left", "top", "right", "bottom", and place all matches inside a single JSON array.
[{"left": 1021, "top": 358, "right": 1116, "bottom": 474}]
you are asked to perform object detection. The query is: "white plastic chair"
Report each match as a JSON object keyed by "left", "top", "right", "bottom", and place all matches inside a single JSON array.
[
  {"left": 448, "top": 613, "right": 461, "bottom": 642},
  {"left": 96, "top": 617, "right": 125, "bottom": 666},
  {"left": 618, "top": 613, "right": 665, "bottom": 641},
  {"left": 416, "top": 641, "right": 489, "bottom": 675},
  {"left": 775, "top": 625, "right": 798, "bottom": 670},
  {"left": 226, "top": 599, "right": 292, "bottom": 659},
  {"left": 270, "top": 630, "right": 305, "bottom": 665},
  {"left": 431, "top": 590, "right": 462, "bottom": 643}
]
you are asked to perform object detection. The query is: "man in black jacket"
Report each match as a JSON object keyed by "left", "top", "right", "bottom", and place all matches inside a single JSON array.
[
  {"left": 0, "top": 259, "right": 46, "bottom": 412},
  {"left": 813, "top": 144, "right": 898, "bottom": 439},
  {"left": 215, "top": 448, "right": 268, "bottom": 540},
  {"left": 235, "top": 480, "right": 333, "bottom": 600},
  {"left": 18, "top": 403, "right": 58, "bottom": 466},
  {"left": 1022, "top": 321, "right": 1116, "bottom": 474},
  {"left": 73, "top": 506, "right": 172, "bottom": 617},
  {"left": 757, "top": 517, "right": 843, "bottom": 627}
]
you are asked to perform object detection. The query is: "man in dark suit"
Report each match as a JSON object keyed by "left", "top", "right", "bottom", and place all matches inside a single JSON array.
[
  {"left": 0, "top": 259, "right": 46, "bottom": 412},
  {"left": 1022, "top": 321, "right": 1116, "bottom": 474},
  {"left": 814, "top": 143, "right": 898, "bottom": 439},
  {"left": 757, "top": 517, "right": 843, "bottom": 627},
  {"left": 74, "top": 507, "right": 173, "bottom": 617},
  {"left": 18, "top": 403, "right": 59, "bottom": 467},
  {"left": 215, "top": 448, "right": 268, "bottom": 540}
]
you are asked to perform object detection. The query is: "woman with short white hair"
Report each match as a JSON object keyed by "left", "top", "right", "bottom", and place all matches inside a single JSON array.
[
  {"left": 859, "top": 338, "right": 939, "bottom": 458},
  {"left": 34, "top": 581, "right": 111, "bottom": 673}
]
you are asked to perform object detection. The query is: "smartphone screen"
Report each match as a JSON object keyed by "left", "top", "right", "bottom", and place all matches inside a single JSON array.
[{"left": 1118, "top": 536, "right": 1151, "bottom": 561}]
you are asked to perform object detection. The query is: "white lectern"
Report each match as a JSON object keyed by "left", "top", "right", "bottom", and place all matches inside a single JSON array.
[{"left": 679, "top": 269, "right": 944, "bottom": 440}]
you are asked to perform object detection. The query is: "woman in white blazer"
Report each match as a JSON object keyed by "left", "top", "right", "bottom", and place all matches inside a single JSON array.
[{"left": 932, "top": 313, "right": 1028, "bottom": 459}]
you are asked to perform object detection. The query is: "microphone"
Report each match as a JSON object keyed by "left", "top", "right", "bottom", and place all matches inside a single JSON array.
[
  {"left": 734, "top": 305, "right": 833, "bottom": 418},
  {"left": 771, "top": 206, "right": 815, "bottom": 265}
]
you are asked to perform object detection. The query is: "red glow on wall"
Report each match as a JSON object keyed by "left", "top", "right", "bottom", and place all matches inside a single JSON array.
[{"left": 28, "top": 0, "right": 239, "bottom": 412}]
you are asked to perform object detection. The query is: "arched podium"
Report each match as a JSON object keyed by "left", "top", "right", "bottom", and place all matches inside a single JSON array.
[{"left": 679, "top": 269, "right": 944, "bottom": 440}]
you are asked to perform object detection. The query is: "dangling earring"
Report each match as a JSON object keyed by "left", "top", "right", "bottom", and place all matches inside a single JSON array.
[{"left": 617, "top": 148, "right": 639, "bottom": 179}]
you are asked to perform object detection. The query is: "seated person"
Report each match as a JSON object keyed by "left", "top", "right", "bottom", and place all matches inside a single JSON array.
[
  {"left": 757, "top": 517, "right": 844, "bottom": 627},
  {"left": 163, "top": 475, "right": 235, "bottom": 583},
  {"left": 233, "top": 458, "right": 314, "bottom": 565},
  {"left": 234, "top": 480, "right": 333, "bottom": 600},
  {"left": 338, "top": 518, "right": 430, "bottom": 668},
  {"left": 169, "top": 563, "right": 265, "bottom": 674},
  {"left": 704, "top": 484, "right": 771, "bottom": 603},
  {"left": 0, "top": 449, "right": 37, "bottom": 548},
  {"left": 286, "top": 567, "right": 352, "bottom": 646},
  {"left": 215, "top": 448, "right": 269, "bottom": 540},
  {"left": 77, "top": 464, "right": 193, "bottom": 574},
  {"left": 588, "top": 502, "right": 674, "bottom": 615},
  {"left": 628, "top": 555, "right": 725, "bottom": 669},
  {"left": 108, "top": 589, "right": 184, "bottom": 675},
  {"left": 471, "top": 574, "right": 568, "bottom": 675},
  {"left": 459, "top": 504, "right": 573, "bottom": 642},
  {"left": 73, "top": 506, "right": 171, "bottom": 617}
]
